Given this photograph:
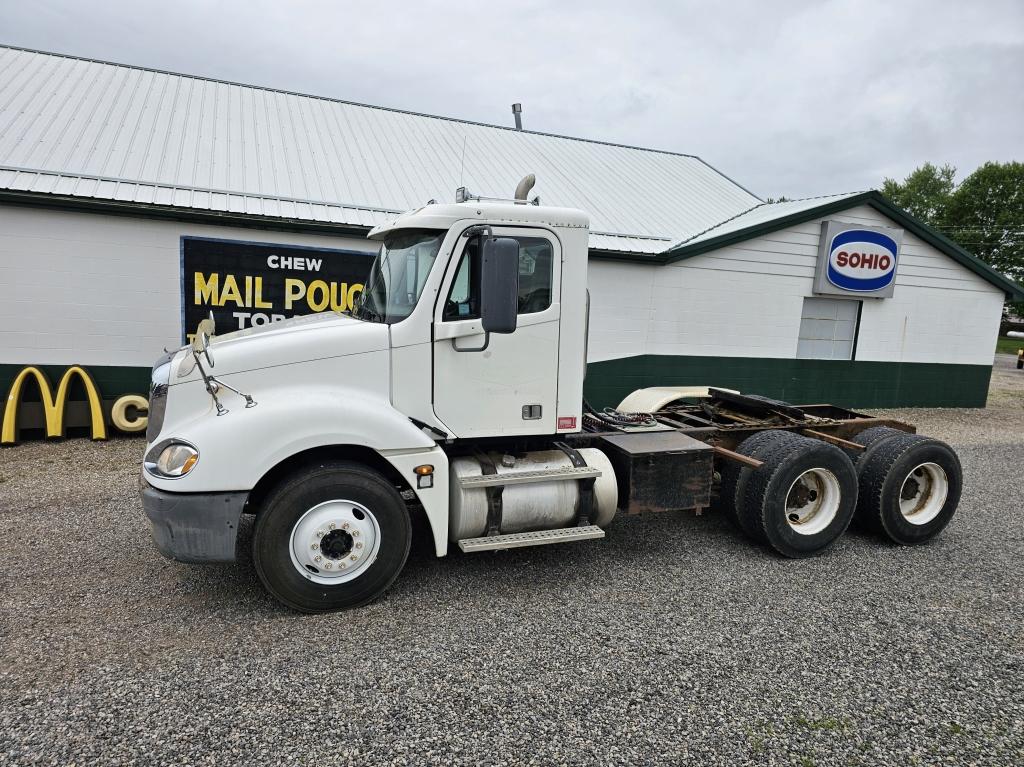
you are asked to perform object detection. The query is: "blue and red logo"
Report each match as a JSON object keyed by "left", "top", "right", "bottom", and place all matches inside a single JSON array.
[{"left": 826, "top": 229, "right": 899, "bottom": 292}]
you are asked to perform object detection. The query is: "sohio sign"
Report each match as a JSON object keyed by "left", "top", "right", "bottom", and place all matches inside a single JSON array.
[{"left": 813, "top": 221, "right": 903, "bottom": 299}]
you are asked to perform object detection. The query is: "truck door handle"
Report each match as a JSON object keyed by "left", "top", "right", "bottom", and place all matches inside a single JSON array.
[
  {"left": 436, "top": 320, "right": 489, "bottom": 351},
  {"left": 435, "top": 320, "right": 484, "bottom": 339},
  {"left": 452, "top": 332, "right": 490, "bottom": 352}
]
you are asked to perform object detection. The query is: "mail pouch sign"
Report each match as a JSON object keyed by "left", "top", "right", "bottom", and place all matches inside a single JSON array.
[
  {"left": 182, "top": 237, "right": 375, "bottom": 343},
  {"left": 813, "top": 221, "right": 903, "bottom": 299}
]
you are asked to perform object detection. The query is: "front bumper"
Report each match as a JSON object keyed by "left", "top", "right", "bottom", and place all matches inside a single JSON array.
[{"left": 140, "top": 479, "right": 248, "bottom": 563}]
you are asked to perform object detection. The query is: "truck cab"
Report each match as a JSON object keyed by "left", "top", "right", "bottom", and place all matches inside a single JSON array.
[
  {"left": 141, "top": 194, "right": 613, "bottom": 611},
  {"left": 361, "top": 200, "right": 590, "bottom": 440}
]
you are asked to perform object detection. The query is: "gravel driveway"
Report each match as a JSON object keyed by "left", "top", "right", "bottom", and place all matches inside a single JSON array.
[{"left": 2, "top": 403, "right": 1022, "bottom": 765}]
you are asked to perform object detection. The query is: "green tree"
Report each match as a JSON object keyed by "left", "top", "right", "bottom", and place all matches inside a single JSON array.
[
  {"left": 881, "top": 162, "right": 956, "bottom": 223},
  {"left": 944, "top": 161, "right": 1024, "bottom": 286},
  {"left": 883, "top": 161, "right": 1024, "bottom": 317}
]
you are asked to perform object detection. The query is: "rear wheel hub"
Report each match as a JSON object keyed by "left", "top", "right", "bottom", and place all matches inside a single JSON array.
[
  {"left": 784, "top": 468, "right": 841, "bottom": 536},
  {"left": 898, "top": 463, "right": 948, "bottom": 525}
]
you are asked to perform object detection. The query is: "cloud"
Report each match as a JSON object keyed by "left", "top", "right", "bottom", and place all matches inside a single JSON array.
[{"left": 2, "top": 0, "right": 1021, "bottom": 197}]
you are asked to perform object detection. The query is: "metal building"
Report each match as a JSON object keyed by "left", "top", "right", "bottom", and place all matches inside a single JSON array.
[{"left": 1, "top": 46, "right": 1020, "bottom": 439}]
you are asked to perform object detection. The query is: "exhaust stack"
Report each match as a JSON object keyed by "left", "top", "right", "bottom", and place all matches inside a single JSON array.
[
  {"left": 514, "top": 174, "right": 536, "bottom": 203},
  {"left": 511, "top": 103, "right": 523, "bottom": 131}
]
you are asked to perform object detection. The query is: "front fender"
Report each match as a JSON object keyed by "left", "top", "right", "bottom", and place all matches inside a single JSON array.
[
  {"left": 147, "top": 354, "right": 435, "bottom": 493},
  {"left": 145, "top": 353, "right": 452, "bottom": 556},
  {"left": 380, "top": 445, "right": 450, "bottom": 557}
]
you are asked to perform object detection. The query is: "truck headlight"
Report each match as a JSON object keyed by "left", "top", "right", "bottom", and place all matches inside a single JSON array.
[{"left": 145, "top": 439, "right": 199, "bottom": 479}]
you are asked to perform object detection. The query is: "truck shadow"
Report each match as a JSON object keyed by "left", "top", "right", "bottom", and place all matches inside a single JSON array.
[
  {"left": 222, "top": 508, "right": 737, "bottom": 613},
  {"left": 221, "top": 505, "right": 884, "bottom": 616}
]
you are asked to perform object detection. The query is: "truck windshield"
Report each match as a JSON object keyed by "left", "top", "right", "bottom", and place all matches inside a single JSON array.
[{"left": 353, "top": 229, "right": 446, "bottom": 323}]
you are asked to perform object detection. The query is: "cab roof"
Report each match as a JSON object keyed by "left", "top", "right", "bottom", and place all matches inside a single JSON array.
[{"left": 367, "top": 202, "right": 590, "bottom": 240}]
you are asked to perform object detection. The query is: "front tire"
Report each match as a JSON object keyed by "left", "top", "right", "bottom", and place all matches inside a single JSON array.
[{"left": 253, "top": 461, "right": 411, "bottom": 613}]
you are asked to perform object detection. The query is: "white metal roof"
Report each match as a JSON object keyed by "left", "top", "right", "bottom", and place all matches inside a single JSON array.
[
  {"left": 670, "top": 192, "right": 866, "bottom": 249},
  {"left": 0, "top": 46, "right": 761, "bottom": 254}
]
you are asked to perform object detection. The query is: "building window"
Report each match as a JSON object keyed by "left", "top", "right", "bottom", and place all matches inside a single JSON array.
[{"left": 796, "top": 297, "right": 860, "bottom": 360}]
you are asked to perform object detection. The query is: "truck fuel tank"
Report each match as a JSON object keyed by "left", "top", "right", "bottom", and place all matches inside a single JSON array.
[{"left": 448, "top": 449, "right": 618, "bottom": 541}]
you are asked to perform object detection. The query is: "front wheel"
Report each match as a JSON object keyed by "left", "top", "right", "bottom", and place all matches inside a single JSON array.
[{"left": 253, "top": 461, "right": 411, "bottom": 613}]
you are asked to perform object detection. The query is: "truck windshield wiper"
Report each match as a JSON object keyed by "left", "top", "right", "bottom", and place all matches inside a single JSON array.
[
  {"left": 350, "top": 300, "right": 379, "bottom": 323},
  {"left": 352, "top": 300, "right": 384, "bottom": 323}
]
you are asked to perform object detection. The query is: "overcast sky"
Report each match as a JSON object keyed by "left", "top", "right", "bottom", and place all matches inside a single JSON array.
[{"left": 2, "top": 0, "right": 1021, "bottom": 199}]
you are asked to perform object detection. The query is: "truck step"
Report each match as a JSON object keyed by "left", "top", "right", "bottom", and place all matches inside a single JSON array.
[
  {"left": 457, "top": 525, "right": 605, "bottom": 552},
  {"left": 458, "top": 466, "right": 601, "bottom": 488}
]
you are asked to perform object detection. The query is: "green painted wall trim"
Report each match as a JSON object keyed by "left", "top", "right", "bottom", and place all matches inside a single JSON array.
[
  {"left": 584, "top": 354, "right": 993, "bottom": 410},
  {"left": 0, "top": 364, "right": 150, "bottom": 402}
]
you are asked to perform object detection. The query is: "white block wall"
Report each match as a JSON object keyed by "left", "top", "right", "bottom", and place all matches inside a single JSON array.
[
  {"left": 587, "top": 204, "right": 1005, "bottom": 367},
  {"left": 0, "top": 205, "right": 375, "bottom": 368}
]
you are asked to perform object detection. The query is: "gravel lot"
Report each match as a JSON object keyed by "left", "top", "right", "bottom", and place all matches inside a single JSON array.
[{"left": 1, "top": 365, "right": 1022, "bottom": 766}]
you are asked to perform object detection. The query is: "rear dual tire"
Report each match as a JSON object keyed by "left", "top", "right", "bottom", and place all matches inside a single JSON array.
[
  {"left": 741, "top": 432, "right": 858, "bottom": 558},
  {"left": 849, "top": 430, "right": 962, "bottom": 545},
  {"left": 719, "top": 430, "right": 806, "bottom": 540},
  {"left": 723, "top": 431, "right": 858, "bottom": 558}
]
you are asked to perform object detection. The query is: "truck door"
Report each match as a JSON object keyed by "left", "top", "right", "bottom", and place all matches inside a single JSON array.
[{"left": 432, "top": 227, "right": 561, "bottom": 438}]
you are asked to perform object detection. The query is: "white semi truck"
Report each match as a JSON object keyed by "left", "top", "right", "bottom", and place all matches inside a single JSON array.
[{"left": 141, "top": 178, "right": 963, "bottom": 613}]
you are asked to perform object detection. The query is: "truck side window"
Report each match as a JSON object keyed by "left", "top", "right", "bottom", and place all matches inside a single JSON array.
[
  {"left": 443, "top": 239, "right": 481, "bottom": 320},
  {"left": 443, "top": 236, "right": 554, "bottom": 321},
  {"left": 516, "top": 238, "right": 553, "bottom": 315}
]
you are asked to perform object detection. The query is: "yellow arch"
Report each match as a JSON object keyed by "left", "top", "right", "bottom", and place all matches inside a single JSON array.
[{"left": 2, "top": 366, "right": 107, "bottom": 444}]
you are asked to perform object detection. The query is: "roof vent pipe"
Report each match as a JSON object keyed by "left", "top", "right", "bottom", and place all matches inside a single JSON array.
[
  {"left": 511, "top": 103, "right": 523, "bottom": 131},
  {"left": 514, "top": 174, "right": 536, "bottom": 202}
]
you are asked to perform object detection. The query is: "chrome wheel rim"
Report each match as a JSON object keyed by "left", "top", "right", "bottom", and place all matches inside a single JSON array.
[
  {"left": 784, "top": 468, "right": 841, "bottom": 535},
  {"left": 289, "top": 500, "right": 381, "bottom": 584},
  {"left": 899, "top": 462, "right": 948, "bottom": 525}
]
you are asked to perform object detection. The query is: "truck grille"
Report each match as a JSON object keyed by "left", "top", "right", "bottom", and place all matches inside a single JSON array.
[
  {"left": 146, "top": 351, "right": 174, "bottom": 442},
  {"left": 146, "top": 383, "right": 168, "bottom": 442}
]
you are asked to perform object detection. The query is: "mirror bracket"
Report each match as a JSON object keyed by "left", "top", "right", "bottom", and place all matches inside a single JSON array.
[{"left": 462, "top": 224, "right": 493, "bottom": 239}]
